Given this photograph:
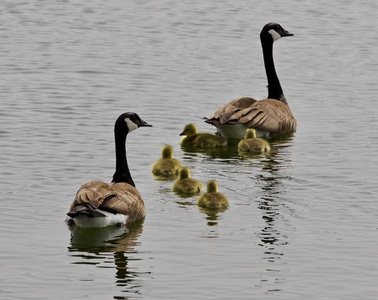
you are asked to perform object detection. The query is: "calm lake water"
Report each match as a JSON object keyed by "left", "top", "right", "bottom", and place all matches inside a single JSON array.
[{"left": 1, "top": 0, "right": 378, "bottom": 299}]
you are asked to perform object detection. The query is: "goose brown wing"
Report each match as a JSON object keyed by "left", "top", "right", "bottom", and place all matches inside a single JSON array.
[
  {"left": 69, "top": 181, "right": 146, "bottom": 223},
  {"left": 70, "top": 180, "right": 110, "bottom": 211},
  {"left": 229, "top": 99, "right": 297, "bottom": 134},
  {"left": 207, "top": 97, "right": 258, "bottom": 125},
  {"left": 100, "top": 182, "right": 146, "bottom": 223}
]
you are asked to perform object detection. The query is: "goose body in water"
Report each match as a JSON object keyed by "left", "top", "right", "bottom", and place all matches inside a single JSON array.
[
  {"left": 66, "top": 112, "right": 152, "bottom": 228},
  {"left": 205, "top": 22, "right": 297, "bottom": 139}
]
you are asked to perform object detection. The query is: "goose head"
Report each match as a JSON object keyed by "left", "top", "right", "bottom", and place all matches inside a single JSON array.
[
  {"left": 115, "top": 112, "right": 152, "bottom": 135},
  {"left": 180, "top": 123, "right": 198, "bottom": 137},
  {"left": 261, "top": 22, "right": 293, "bottom": 42}
]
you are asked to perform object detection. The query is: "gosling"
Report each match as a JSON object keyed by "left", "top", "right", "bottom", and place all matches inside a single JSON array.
[
  {"left": 173, "top": 167, "right": 203, "bottom": 196},
  {"left": 152, "top": 145, "right": 183, "bottom": 177},
  {"left": 180, "top": 123, "right": 227, "bottom": 148},
  {"left": 197, "top": 180, "right": 229, "bottom": 209},
  {"left": 238, "top": 128, "right": 271, "bottom": 153}
]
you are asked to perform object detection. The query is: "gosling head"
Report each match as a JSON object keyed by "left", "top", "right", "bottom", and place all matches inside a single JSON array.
[
  {"left": 180, "top": 124, "right": 198, "bottom": 137},
  {"left": 161, "top": 145, "right": 174, "bottom": 159},
  {"left": 178, "top": 167, "right": 191, "bottom": 180},
  {"left": 261, "top": 22, "right": 293, "bottom": 43},
  {"left": 244, "top": 128, "right": 257, "bottom": 139},
  {"left": 206, "top": 180, "right": 219, "bottom": 193}
]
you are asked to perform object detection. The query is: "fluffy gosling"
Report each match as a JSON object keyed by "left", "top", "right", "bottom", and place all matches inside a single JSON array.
[
  {"left": 197, "top": 180, "right": 228, "bottom": 209},
  {"left": 173, "top": 167, "right": 203, "bottom": 196},
  {"left": 180, "top": 123, "right": 227, "bottom": 148},
  {"left": 238, "top": 128, "right": 270, "bottom": 153},
  {"left": 152, "top": 145, "right": 183, "bottom": 177}
]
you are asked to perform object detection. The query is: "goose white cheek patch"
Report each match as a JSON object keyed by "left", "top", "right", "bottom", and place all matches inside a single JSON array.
[
  {"left": 268, "top": 29, "right": 281, "bottom": 42},
  {"left": 125, "top": 118, "right": 139, "bottom": 132}
]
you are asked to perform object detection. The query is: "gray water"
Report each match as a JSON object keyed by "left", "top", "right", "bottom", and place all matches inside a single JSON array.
[{"left": 1, "top": 0, "right": 378, "bottom": 299}]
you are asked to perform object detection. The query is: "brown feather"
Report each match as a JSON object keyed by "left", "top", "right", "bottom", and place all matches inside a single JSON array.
[
  {"left": 211, "top": 97, "right": 258, "bottom": 124},
  {"left": 209, "top": 98, "right": 296, "bottom": 135},
  {"left": 69, "top": 180, "right": 145, "bottom": 223}
]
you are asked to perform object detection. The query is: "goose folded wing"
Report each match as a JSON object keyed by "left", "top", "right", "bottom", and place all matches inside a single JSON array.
[
  {"left": 228, "top": 99, "right": 296, "bottom": 133},
  {"left": 99, "top": 182, "right": 145, "bottom": 222},
  {"left": 70, "top": 180, "right": 111, "bottom": 210},
  {"left": 209, "top": 97, "right": 258, "bottom": 124}
]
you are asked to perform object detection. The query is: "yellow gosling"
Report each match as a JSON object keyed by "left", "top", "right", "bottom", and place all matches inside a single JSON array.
[
  {"left": 197, "top": 180, "right": 228, "bottom": 209},
  {"left": 152, "top": 145, "right": 183, "bottom": 177},
  {"left": 173, "top": 167, "right": 203, "bottom": 196},
  {"left": 180, "top": 123, "right": 227, "bottom": 148},
  {"left": 238, "top": 128, "right": 271, "bottom": 153}
]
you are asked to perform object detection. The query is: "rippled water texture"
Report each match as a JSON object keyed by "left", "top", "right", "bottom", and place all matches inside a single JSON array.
[{"left": 1, "top": 0, "right": 378, "bottom": 299}]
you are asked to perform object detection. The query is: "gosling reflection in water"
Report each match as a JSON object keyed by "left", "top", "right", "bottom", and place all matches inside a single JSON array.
[{"left": 198, "top": 206, "right": 228, "bottom": 227}]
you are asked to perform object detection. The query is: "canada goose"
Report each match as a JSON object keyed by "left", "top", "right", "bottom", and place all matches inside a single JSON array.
[
  {"left": 238, "top": 128, "right": 271, "bottom": 153},
  {"left": 205, "top": 22, "right": 297, "bottom": 139},
  {"left": 197, "top": 180, "right": 228, "bottom": 209},
  {"left": 173, "top": 167, "right": 203, "bottom": 196},
  {"left": 151, "top": 145, "right": 183, "bottom": 177},
  {"left": 180, "top": 123, "right": 227, "bottom": 148},
  {"left": 66, "top": 112, "right": 152, "bottom": 228}
]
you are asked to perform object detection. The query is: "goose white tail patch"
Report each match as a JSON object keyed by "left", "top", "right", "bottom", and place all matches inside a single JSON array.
[
  {"left": 268, "top": 29, "right": 281, "bottom": 42},
  {"left": 125, "top": 118, "right": 139, "bottom": 133},
  {"left": 71, "top": 209, "right": 128, "bottom": 228}
]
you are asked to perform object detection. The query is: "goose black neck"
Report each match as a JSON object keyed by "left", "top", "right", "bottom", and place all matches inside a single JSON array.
[
  {"left": 261, "top": 36, "right": 285, "bottom": 103},
  {"left": 112, "top": 129, "right": 135, "bottom": 187}
]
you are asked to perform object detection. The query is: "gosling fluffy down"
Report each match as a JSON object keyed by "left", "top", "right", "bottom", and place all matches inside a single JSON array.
[
  {"left": 180, "top": 123, "right": 227, "bottom": 148},
  {"left": 173, "top": 167, "right": 203, "bottom": 196},
  {"left": 152, "top": 145, "right": 183, "bottom": 177},
  {"left": 238, "top": 128, "right": 271, "bottom": 153},
  {"left": 197, "top": 180, "right": 228, "bottom": 209}
]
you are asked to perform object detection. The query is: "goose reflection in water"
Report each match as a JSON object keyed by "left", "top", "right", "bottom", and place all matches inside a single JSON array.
[
  {"left": 254, "top": 138, "right": 295, "bottom": 261},
  {"left": 67, "top": 220, "right": 148, "bottom": 298}
]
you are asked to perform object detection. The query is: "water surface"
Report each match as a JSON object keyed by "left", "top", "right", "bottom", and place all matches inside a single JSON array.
[{"left": 1, "top": 0, "right": 378, "bottom": 299}]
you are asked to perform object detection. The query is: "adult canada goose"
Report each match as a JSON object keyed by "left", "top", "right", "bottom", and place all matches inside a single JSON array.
[
  {"left": 66, "top": 112, "right": 152, "bottom": 228},
  {"left": 180, "top": 123, "right": 227, "bottom": 148},
  {"left": 173, "top": 167, "right": 203, "bottom": 196},
  {"left": 238, "top": 128, "right": 271, "bottom": 153},
  {"left": 197, "top": 180, "right": 229, "bottom": 209},
  {"left": 151, "top": 145, "right": 183, "bottom": 177},
  {"left": 205, "top": 22, "right": 297, "bottom": 139}
]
